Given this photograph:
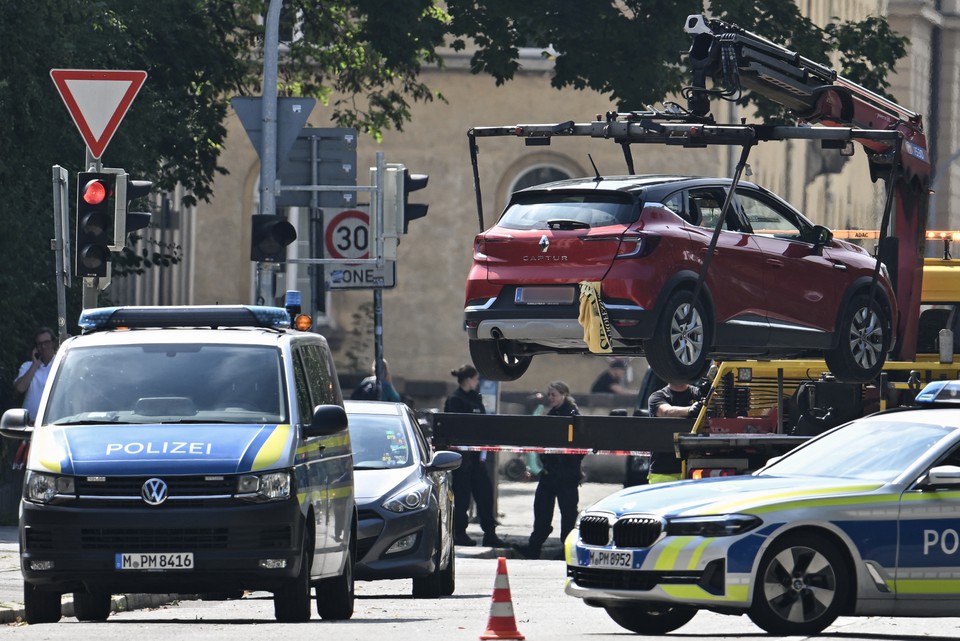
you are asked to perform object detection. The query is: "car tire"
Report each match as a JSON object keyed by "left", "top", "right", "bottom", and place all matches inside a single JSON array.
[
  {"left": 747, "top": 532, "right": 849, "bottom": 636},
  {"left": 824, "top": 294, "right": 889, "bottom": 383},
  {"left": 644, "top": 290, "right": 711, "bottom": 383},
  {"left": 274, "top": 529, "right": 313, "bottom": 623},
  {"left": 439, "top": 540, "right": 456, "bottom": 597},
  {"left": 24, "top": 582, "right": 61, "bottom": 624},
  {"left": 73, "top": 590, "right": 112, "bottom": 622},
  {"left": 316, "top": 547, "right": 355, "bottom": 620},
  {"left": 469, "top": 339, "right": 532, "bottom": 382},
  {"left": 604, "top": 603, "right": 697, "bottom": 634},
  {"left": 413, "top": 522, "right": 454, "bottom": 598}
]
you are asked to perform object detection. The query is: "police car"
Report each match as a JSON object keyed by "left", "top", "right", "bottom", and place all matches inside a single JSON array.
[
  {"left": 0, "top": 303, "right": 355, "bottom": 624},
  {"left": 565, "top": 379, "right": 960, "bottom": 635}
]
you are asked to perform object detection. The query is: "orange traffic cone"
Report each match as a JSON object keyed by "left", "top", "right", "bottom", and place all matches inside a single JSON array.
[{"left": 480, "top": 556, "right": 525, "bottom": 640}]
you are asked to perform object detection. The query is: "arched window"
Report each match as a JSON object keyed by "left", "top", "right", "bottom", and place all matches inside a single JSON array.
[{"left": 509, "top": 165, "right": 573, "bottom": 194}]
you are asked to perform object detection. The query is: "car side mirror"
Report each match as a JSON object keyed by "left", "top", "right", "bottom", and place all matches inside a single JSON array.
[
  {"left": 0, "top": 409, "right": 32, "bottom": 440},
  {"left": 305, "top": 404, "right": 349, "bottom": 438},
  {"left": 426, "top": 450, "right": 462, "bottom": 472},
  {"left": 922, "top": 464, "right": 960, "bottom": 488},
  {"left": 812, "top": 225, "right": 833, "bottom": 255}
]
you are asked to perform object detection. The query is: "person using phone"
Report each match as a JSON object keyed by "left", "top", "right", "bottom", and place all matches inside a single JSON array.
[{"left": 13, "top": 327, "right": 58, "bottom": 424}]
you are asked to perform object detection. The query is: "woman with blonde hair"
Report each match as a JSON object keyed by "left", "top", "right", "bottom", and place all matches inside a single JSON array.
[{"left": 514, "top": 380, "right": 584, "bottom": 559}]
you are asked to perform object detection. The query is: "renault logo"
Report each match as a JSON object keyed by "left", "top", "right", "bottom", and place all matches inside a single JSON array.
[
  {"left": 142, "top": 478, "right": 168, "bottom": 506},
  {"left": 539, "top": 235, "right": 550, "bottom": 253}
]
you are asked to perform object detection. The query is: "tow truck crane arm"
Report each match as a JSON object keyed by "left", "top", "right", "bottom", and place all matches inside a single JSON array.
[{"left": 683, "top": 14, "right": 931, "bottom": 359}]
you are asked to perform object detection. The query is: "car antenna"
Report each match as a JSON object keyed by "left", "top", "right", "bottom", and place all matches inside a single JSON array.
[{"left": 588, "top": 154, "right": 603, "bottom": 183}]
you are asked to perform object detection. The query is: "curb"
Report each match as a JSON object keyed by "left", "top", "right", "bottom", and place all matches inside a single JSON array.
[{"left": 0, "top": 593, "right": 178, "bottom": 624}]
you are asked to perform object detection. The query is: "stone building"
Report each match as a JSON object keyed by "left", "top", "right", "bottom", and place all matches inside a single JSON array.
[{"left": 111, "top": 0, "right": 960, "bottom": 405}]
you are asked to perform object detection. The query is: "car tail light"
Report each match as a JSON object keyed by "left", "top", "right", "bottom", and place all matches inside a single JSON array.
[
  {"left": 615, "top": 233, "right": 660, "bottom": 258},
  {"left": 689, "top": 468, "right": 739, "bottom": 480}
]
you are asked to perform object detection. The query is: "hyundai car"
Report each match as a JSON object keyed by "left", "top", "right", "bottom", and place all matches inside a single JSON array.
[
  {"left": 346, "top": 400, "right": 460, "bottom": 598},
  {"left": 464, "top": 176, "right": 897, "bottom": 384}
]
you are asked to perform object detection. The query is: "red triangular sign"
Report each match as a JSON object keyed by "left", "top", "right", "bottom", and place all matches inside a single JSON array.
[{"left": 50, "top": 69, "right": 147, "bottom": 159}]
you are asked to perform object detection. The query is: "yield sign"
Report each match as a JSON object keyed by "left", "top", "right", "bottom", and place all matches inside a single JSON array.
[{"left": 50, "top": 69, "right": 147, "bottom": 159}]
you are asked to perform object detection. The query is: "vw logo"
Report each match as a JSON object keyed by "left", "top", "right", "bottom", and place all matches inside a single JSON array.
[
  {"left": 539, "top": 235, "right": 550, "bottom": 253},
  {"left": 141, "top": 478, "right": 168, "bottom": 506}
]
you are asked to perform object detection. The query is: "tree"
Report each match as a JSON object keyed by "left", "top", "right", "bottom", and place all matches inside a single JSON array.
[{"left": 0, "top": 0, "right": 905, "bottom": 402}]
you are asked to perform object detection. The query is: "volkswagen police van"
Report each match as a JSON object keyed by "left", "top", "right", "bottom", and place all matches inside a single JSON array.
[{"left": 0, "top": 304, "right": 355, "bottom": 624}]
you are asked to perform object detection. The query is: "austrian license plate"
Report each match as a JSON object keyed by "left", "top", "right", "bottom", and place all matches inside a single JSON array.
[
  {"left": 515, "top": 286, "right": 576, "bottom": 305},
  {"left": 115, "top": 552, "right": 194, "bottom": 571},
  {"left": 588, "top": 549, "right": 633, "bottom": 569}
]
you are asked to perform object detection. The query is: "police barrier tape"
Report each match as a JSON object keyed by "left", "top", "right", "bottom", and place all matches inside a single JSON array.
[{"left": 449, "top": 445, "right": 650, "bottom": 456}]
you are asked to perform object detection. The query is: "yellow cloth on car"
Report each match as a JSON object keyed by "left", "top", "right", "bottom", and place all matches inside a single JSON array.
[{"left": 578, "top": 281, "right": 613, "bottom": 354}]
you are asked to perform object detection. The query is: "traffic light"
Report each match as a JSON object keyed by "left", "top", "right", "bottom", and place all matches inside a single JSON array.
[
  {"left": 75, "top": 172, "right": 115, "bottom": 277},
  {"left": 117, "top": 174, "right": 153, "bottom": 239},
  {"left": 251, "top": 214, "right": 297, "bottom": 263},
  {"left": 401, "top": 169, "right": 429, "bottom": 232}
]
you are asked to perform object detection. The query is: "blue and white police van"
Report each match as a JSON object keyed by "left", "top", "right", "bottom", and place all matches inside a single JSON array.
[
  {"left": 564, "top": 379, "right": 960, "bottom": 636},
  {"left": 0, "top": 304, "right": 355, "bottom": 624}
]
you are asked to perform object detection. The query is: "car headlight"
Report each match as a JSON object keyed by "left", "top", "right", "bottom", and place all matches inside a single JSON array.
[
  {"left": 383, "top": 482, "right": 431, "bottom": 513},
  {"left": 237, "top": 471, "right": 291, "bottom": 502},
  {"left": 25, "top": 471, "right": 75, "bottom": 504},
  {"left": 665, "top": 514, "right": 761, "bottom": 537}
]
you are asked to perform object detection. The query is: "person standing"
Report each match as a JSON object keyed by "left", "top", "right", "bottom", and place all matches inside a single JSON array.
[
  {"left": 12, "top": 327, "right": 58, "bottom": 469},
  {"left": 647, "top": 380, "right": 702, "bottom": 483},
  {"left": 514, "top": 381, "right": 584, "bottom": 560},
  {"left": 444, "top": 364, "right": 507, "bottom": 548},
  {"left": 590, "top": 359, "right": 633, "bottom": 394},
  {"left": 13, "top": 327, "right": 57, "bottom": 422},
  {"left": 350, "top": 358, "right": 402, "bottom": 402}
]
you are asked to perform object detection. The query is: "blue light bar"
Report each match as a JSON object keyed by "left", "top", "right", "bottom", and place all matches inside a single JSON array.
[
  {"left": 78, "top": 305, "right": 291, "bottom": 332},
  {"left": 915, "top": 380, "right": 960, "bottom": 404}
]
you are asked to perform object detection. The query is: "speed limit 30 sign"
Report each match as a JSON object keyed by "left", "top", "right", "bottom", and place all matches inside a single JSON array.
[{"left": 324, "top": 209, "right": 370, "bottom": 260}]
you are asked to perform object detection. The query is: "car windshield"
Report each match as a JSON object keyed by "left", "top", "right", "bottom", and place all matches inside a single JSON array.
[
  {"left": 44, "top": 344, "right": 287, "bottom": 425},
  {"left": 498, "top": 192, "right": 637, "bottom": 230},
  {"left": 759, "top": 418, "right": 955, "bottom": 482},
  {"left": 349, "top": 414, "right": 413, "bottom": 469}
]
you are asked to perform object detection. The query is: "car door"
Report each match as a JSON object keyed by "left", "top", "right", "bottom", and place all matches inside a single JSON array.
[
  {"left": 894, "top": 446, "right": 960, "bottom": 614},
  {"left": 684, "top": 186, "right": 770, "bottom": 349},
  {"left": 735, "top": 187, "right": 842, "bottom": 348}
]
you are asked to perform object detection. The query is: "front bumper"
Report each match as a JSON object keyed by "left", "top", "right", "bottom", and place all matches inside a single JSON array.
[
  {"left": 20, "top": 497, "right": 305, "bottom": 594},
  {"left": 355, "top": 502, "right": 439, "bottom": 581}
]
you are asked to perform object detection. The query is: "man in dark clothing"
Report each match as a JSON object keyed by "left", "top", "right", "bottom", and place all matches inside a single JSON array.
[
  {"left": 444, "top": 364, "right": 507, "bottom": 548},
  {"left": 647, "top": 382, "right": 702, "bottom": 483},
  {"left": 514, "top": 381, "right": 584, "bottom": 560},
  {"left": 590, "top": 359, "right": 632, "bottom": 394}
]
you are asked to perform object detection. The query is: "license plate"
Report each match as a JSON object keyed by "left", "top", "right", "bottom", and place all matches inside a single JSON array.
[
  {"left": 588, "top": 549, "right": 633, "bottom": 569},
  {"left": 115, "top": 552, "right": 194, "bottom": 570},
  {"left": 515, "top": 286, "right": 576, "bottom": 305}
]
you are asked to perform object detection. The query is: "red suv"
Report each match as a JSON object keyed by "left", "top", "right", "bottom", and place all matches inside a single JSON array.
[{"left": 464, "top": 176, "right": 897, "bottom": 384}]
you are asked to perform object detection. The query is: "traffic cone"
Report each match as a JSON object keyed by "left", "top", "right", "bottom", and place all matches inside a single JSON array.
[{"left": 480, "top": 556, "right": 525, "bottom": 640}]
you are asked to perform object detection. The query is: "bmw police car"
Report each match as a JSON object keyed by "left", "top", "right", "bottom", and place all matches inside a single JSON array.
[
  {"left": 565, "top": 379, "right": 960, "bottom": 635},
  {"left": 0, "top": 303, "right": 355, "bottom": 624}
]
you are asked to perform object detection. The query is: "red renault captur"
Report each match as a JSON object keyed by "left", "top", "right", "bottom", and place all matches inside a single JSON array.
[{"left": 464, "top": 175, "right": 897, "bottom": 384}]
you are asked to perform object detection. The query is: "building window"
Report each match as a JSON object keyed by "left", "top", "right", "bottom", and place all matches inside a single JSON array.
[{"left": 509, "top": 165, "right": 572, "bottom": 194}]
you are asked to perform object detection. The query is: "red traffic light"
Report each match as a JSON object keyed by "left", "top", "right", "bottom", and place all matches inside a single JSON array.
[{"left": 82, "top": 179, "right": 109, "bottom": 206}]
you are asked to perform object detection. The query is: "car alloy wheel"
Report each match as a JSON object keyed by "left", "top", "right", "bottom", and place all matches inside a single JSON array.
[
  {"left": 748, "top": 533, "right": 849, "bottom": 635},
  {"left": 644, "top": 290, "right": 711, "bottom": 383},
  {"left": 825, "top": 293, "right": 888, "bottom": 383}
]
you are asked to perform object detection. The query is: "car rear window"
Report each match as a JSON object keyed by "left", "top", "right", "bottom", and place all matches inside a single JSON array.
[
  {"left": 497, "top": 191, "right": 637, "bottom": 230},
  {"left": 45, "top": 344, "right": 287, "bottom": 425}
]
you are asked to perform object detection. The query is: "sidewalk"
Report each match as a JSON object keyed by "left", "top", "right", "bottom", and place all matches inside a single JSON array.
[{"left": 0, "top": 480, "right": 623, "bottom": 623}]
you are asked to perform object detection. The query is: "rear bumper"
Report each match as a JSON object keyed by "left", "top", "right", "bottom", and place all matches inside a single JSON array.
[
  {"left": 464, "top": 291, "right": 655, "bottom": 343},
  {"left": 20, "top": 498, "right": 305, "bottom": 594}
]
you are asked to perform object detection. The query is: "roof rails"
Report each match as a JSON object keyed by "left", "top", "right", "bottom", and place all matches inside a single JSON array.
[{"left": 78, "top": 305, "right": 292, "bottom": 332}]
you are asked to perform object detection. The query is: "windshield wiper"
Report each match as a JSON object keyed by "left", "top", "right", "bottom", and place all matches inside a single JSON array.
[{"left": 546, "top": 218, "right": 590, "bottom": 230}]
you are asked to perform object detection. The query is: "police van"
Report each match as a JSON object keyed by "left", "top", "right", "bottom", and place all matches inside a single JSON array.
[{"left": 0, "top": 304, "right": 355, "bottom": 624}]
